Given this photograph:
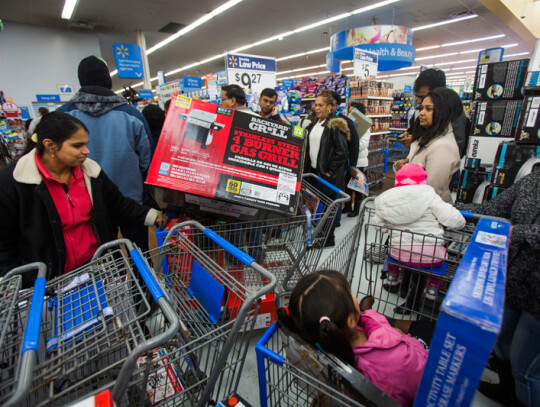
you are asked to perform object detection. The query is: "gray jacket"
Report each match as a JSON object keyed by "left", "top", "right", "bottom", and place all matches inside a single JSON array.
[{"left": 456, "top": 171, "right": 540, "bottom": 320}]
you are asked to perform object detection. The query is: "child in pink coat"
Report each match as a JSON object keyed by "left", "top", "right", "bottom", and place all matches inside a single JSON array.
[{"left": 278, "top": 270, "right": 428, "bottom": 407}]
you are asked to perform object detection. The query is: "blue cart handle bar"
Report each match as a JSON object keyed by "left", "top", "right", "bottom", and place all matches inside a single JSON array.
[
  {"left": 255, "top": 322, "right": 285, "bottom": 365},
  {"left": 303, "top": 172, "right": 343, "bottom": 196},
  {"left": 459, "top": 211, "right": 509, "bottom": 223},
  {"left": 130, "top": 249, "right": 165, "bottom": 301},
  {"left": 203, "top": 228, "right": 255, "bottom": 267}
]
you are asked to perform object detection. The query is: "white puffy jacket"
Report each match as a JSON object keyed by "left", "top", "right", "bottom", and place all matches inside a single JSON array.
[
  {"left": 356, "top": 129, "right": 371, "bottom": 168},
  {"left": 373, "top": 184, "right": 466, "bottom": 246}
]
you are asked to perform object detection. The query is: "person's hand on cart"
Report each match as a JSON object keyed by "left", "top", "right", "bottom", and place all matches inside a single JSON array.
[{"left": 394, "top": 157, "right": 409, "bottom": 171}]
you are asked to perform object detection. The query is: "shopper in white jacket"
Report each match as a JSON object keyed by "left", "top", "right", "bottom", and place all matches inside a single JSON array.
[{"left": 373, "top": 163, "right": 465, "bottom": 314}]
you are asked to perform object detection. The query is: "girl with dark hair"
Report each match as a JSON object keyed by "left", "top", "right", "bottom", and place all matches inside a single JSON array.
[
  {"left": 278, "top": 270, "right": 429, "bottom": 406},
  {"left": 394, "top": 87, "right": 461, "bottom": 203},
  {"left": 0, "top": 112, "right": 164, "bottom": 285}
]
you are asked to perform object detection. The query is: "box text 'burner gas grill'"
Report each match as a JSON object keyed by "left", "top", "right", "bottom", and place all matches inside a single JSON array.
[{"left": 178, "top": 110, "right": 226, "bottom": 149}]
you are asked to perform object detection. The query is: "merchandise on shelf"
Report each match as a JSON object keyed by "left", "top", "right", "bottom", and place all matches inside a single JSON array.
[
  {"left": 515, "top": 96, "right": 540, "bottom": 145},
  {"left": 470, "top": 100, "right": 522, "bottom": 138},
  {"left": 491, "top": 141, "right": 540, "bottom": 187},
  {"left": 369, "top": 117, "right": 391, "bottom": 132},
  {"left": 349, "top": 80, "right": 393, "bottom": 98},
  {"left": 456, "top": 167, "right": 491, "bottom": 204},
  {"left": 472, "top": 59, "right": 529, "bottom": 101},
  {"left": 483, "top": 185, "right": 507, "bottom": 201}
]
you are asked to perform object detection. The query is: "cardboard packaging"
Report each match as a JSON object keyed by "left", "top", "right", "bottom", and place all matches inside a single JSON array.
[
  {"left": 483, "top": 185, "right": 507, "bottom": 201},
  {"left": 491, "top": 142, "right": 540, "bottom": 187},
  {"left": 515, "top": 96, "right": 540, "bottom": 144},
  {"left": 470, "top": 101, "right": 522, "bottom": 138},
  {"left": 414, "top": 218, "right": 510, "bottom": 407},
  {"left": 147, "top": 95, "right": 306, "bottom": 220},
  {"left": 465, "top": 136, "right": 513, "bottom": 165},
  {"left": 473, "top": 59, "right": 529, "bottom": 101},
  {"left": 456, "top": 168, "right": 491, "bottom": 204}
]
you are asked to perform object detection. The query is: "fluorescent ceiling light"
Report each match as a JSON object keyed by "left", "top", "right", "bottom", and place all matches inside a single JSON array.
[
  {"left": 442, "top": 34, "right": 505, "bottom": 47},
  {"left": 61, "top": 0, "right": 78, "bottom": 19},
  {"left": 277, "top": 47, "right": 330, "bottom": 62},
  {"left": 110, "top": 69, "right": 118, "bottom": 76},
  {"left": 352, "top": 0, "right": 400, "bottom": 13},
  {"left": 415, "top": 52, "right": 459, "bottom": 61},
  {"left": 504, "top": 52, "right": 530, "bottom": 57},
  {"left": 293, "top": 13, "right": 352, "bottom": 33},
  {"left": 412, "top": 14, "right": 478, "bottom": 32},
  {"left": 416, "top": 45, "right": 441, "bottom": 52}
]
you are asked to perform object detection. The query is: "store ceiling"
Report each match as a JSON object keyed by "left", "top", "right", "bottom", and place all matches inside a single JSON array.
[{"left": 0, "top": 0, "right": 533, "bottom": 91}]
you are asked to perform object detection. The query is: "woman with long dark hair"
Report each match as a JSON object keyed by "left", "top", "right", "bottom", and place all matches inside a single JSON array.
[{"left": 394, "top": 87, "right": 461, "bottom": 203}]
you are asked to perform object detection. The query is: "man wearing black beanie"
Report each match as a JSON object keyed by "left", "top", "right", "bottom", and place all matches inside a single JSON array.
[{"left": 57, "top": 55, "right": 155, "bottom": 252}]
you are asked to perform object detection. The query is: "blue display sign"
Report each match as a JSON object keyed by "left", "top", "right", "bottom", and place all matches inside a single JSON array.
[
  {"left": 282, "top": 79, "right": 295, "bottom": 88},
  {"left": 326, "top": 53, "right": 340, "bottom": 73},
  {"left": 138, "top": 90, "right": 154, "bottom": 99},
  {"left": 404, "top": 85, "right": 412, "bottom": 93},
  {"left": 36, "top": 94, "right": 60, "bottom": 102},
  {"left": 113, "top": 43, "right": 144, "bottom": 79},
  {"left": 19, "top": 106, "right": 31, "bottom": 120},
  {"left": 226, "top": 54, "right": 276, "bottom": 72},
  {"left": 183, "top": 77, "right": 202, "bottom": 89}
]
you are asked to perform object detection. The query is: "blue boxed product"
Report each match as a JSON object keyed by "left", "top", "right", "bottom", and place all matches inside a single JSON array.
[{"left": 414, "top": 218, "right": 509, "bottom": 407}]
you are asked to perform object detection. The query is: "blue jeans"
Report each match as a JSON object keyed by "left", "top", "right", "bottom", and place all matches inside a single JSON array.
[{"left": 495, "top": 303, "right": 540, "bottom": 407}]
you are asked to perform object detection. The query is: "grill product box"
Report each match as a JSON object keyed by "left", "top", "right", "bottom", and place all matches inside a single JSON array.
[
  {"left": 147, "top": 95, "right": 307, "bottom": 219},
  {"left": 473, "top": 59, "right": 529, "bottom": 101},
  {"left": 515, "top": 96, "right": 540, "bottom": 145},
  {"left": 456, "top": 168, "right": 491, "bottom": 204},
  {"left": 465, "top": 136, "right": 514, "bottom": 165},
  {"left": 414, "top": 218, "right": 509, "bottom": 407},
  {"left": 483, "top": 185, "right": 507, "bottom": 201},
  {"left": 470, "top": 100, "right": 522, "bottom": 138},
  {"left": 491, "top": 142, "right": 540, "bottom": 187}
]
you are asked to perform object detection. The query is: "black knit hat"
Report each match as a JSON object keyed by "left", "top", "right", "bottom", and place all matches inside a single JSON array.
[{"left": 78, "top": 56, "right": 112, "bottom": 89}]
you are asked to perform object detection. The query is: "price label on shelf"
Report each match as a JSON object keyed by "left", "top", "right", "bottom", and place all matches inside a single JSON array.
[
  {"left": 226, "top": 53, "right": 276, "bottom": 94},
  {"left": 353, "top": 48, "right": 378, "bottom": 80}
]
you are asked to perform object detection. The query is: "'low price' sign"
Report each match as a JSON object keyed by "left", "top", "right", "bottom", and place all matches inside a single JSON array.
[{"left": 226, "top": 53, "right": 276, "bottom": 93}]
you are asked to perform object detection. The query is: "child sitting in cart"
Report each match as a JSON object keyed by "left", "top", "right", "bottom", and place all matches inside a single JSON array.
[
  {"left": 278, "top": 270, "right": 430, "bottom": 407},
  {"left": 373, "top": 163, "right": 466, "bottom": 314}
]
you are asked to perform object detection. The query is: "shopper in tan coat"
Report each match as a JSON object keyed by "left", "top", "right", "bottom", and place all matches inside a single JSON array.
[{"left": 394, "top": 88, "right": 461, "bottom": 204}]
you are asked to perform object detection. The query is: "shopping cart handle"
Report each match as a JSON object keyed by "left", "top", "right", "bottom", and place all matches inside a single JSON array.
[
  {"left": 459, "top": 210, "right": 475, "bottom": 219},
  {"left": 21, "top": 276, "right": 46, "bottom": 354},
  {"left": 313, "top": 175, "right": 342, "bottom": 195},
  {"left": 130, "top": 249, "right": 165, "bottom": 301},
  {"left": 459, "top": 211, "right": 509, "bottom": 223},
  {"left": 203, "top": 228, "right": 255, "bottom": 266}
]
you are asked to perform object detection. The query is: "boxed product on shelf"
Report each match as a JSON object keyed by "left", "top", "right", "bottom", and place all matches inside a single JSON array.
[
  {"left": 472, "top": 59, "right": 529, "bottom": 101},
  {"left": 483, "top": 185, "right": 507, "bottom": 201},
  {"left": 456, "top": 168, "right": 491, "bottom": 204},
  {"left": 147, "top": 95, "right": 306, "bottom": 219},
  {"left": 515, "top": 96, "right": 540, "bottom": 145},
  {"left": 491, "top": 142, "right": 540, "bottom": 187},
  {"left": 415, "top": 218, "right": 508, "bottom": 407},
  {"left": 464, "top": 157, "right": 482, "bottom": 170},
  {"left": 466, "top": 136, "right": 514, "bottom": 164},
  {"left": 470, "top": 100, "right": 522, "bottom": 138}
]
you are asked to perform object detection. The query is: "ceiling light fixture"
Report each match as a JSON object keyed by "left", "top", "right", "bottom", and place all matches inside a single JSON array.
[
  {"left": 412, "top": 13, "right": 478, "bottom": 31},
  {"left": 415, "top": 52, "right": 459, "bottom": 61},
  {"left": 61, "top": 0, "right": 79, "bottom": 19},
  {"left": 503, "top": 52, "right": 530, "bottom": 57},
  {"left": 277, "top": 47, "right": 330, "bottom": 62},
  {"left": 442, "top": 34, "right": 505, "bottom": 47}
]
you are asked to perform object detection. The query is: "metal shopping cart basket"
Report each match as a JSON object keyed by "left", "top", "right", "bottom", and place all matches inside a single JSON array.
[
  {"left": 25, "top": 239, "right": 179, "bottom": 406},
  {"left": 257, "top": 205, "right": 510, "bottom": 406},
  {"left": 154, "top": 173, "right": 349, "bottom": 296},
  {"left": 134, "top": 220, "right": 277, "bottom": 406},
  {"left": 0, "top": 263, "right": 47, "bottom": 407}
]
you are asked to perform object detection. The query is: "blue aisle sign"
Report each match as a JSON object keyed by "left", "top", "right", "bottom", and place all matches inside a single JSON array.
[
  {"left": 19, "top": 106, "right": 31, "bottom": 120},
  {"left": 226, "top": 53, "right": 276, "bottom": 93},
  {"left": 113, "top": 43, "right": 144, "bottom": 79},
  {"left": 404, "top": 85, "right": 412, "bottom": 93},
  {"left": 36, "top": 94, "right": 60, "bottom": 102},
  {"left": 138, "top": 90, "right": 154, "bottom": 99},
  {"left": 183, "top": 77, "right": 202, "bottom": 89},
  {"left": 282, "top": 79, "right": 295, "bottom": 88},
  {"left": 57, "top": 84, "right": 74, "bottom": 94}
]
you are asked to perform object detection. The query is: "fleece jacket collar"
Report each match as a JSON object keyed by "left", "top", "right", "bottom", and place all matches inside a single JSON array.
[{"left": 69, "top": 87, "right": 127, "bottom": 117}]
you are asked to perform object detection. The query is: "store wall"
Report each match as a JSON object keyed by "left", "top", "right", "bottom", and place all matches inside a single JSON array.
[
  {"left": 387, "top": 75, "right": 416, "bottom": 91},
  {"left": 0, "top": 21, "right": 101, "bottom": 117}
]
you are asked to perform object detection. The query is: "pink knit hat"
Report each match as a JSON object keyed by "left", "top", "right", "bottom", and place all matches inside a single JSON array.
[{"left": 395, "top": 163, "right": 428, "bottom": 187}]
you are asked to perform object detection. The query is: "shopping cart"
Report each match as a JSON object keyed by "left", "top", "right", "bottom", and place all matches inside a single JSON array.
[
  {"left": 153, "top": 173, "right": 349, "bottom": 295},
  {"left": 257, "top": 204, "right": 510, "bottom": 406},
  {"left": 0, "top": 263, "right": 47, "bottom": 407},
  {"left": 26, "top": 239, "right": 180, "bottom": 406},
  {"left": 138, "top": 220, "right": 277, "bottom": 406}
]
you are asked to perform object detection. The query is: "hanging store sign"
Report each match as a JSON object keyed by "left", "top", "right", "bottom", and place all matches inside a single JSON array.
[
  {"left": 353, "top": 48, "right": 378, "bottom": 79},
  {"left": 226, "top": 53, "right": 276, "bottom": 93},
  {"left": 113, "top": 43, "right": 144, "bottom": 79}
]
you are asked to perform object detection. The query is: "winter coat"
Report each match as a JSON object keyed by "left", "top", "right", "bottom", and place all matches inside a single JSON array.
[
  {"left": 354, "top": 310, "right": 428, "bottom": 407},
  {"left": 357, "top": 128, "right": 371, "bottom": 168},
  {"left": 394, "top": 125, "right": 460, "bottom": 204},
  {"left": 305, "top": 117, "right": 350, "bottom": 190},
  {"left": 0, "top": 150, "right": 159, "bottom": 286},
  {"left": 373, "top": 184, "right": 466, "bottom": 249},
  {"left": 56, "top": 86, "right": 153, "bottom": 204},
  {"left": 457, "top": 171, "right": 540, "bottom": 320},
  {"left": 338, "top": 113, "right": 360, "bottom": 171}
]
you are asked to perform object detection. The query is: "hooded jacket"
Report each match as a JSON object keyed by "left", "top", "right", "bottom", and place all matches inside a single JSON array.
[
  {"left": 373, "top": 185, "right": 466, "bottom": 248},
  {"left": 354, "top": 310, "right": 428, "bottom": 407},
  {"left": 56, "top": 86, "right": 153, "bottom": 204},
  {"left": 457, "top": 171, "right": 540, "bottom": 320},
  {"left": 305, "top": 117, "right": 350, "bottom": 190},
  {"left": 0, "top": 150, "right": 158, "bottom": 285}
]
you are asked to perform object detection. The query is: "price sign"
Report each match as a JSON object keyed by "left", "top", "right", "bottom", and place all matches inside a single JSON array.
[
  {"left": 353, "top": 48, "right": 378, "bottom": 80},
  {"left": 226, "top": 53, "right": 276, "bottom": 93}
]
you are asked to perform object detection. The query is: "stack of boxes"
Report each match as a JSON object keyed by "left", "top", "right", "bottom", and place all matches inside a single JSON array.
[{"left": 458, "top": 59, "right": 530, "bottom": 203}]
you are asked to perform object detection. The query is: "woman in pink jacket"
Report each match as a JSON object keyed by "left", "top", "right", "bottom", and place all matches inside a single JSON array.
[{"left": 278, "top": 270, "right": 429, "bottom": 407}]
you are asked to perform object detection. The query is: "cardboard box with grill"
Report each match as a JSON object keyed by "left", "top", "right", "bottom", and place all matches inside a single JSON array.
[{"left": 146, "top": 95, "right": 307, "bottom": 219}]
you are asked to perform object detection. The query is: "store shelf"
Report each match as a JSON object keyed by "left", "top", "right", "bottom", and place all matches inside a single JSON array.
[
  {"left": 389, "top": 127, "right": 407, "bottom": 131},
  {"left": 366, "top": 114, "right": 392, "bottom": 118},
  {"left": 370, "top": 131, "right": 391, "bottom": 136},
  {"left": 350, "top": 96, "right": 394, "bottom": 101}
]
